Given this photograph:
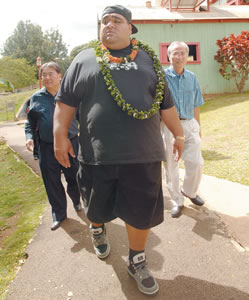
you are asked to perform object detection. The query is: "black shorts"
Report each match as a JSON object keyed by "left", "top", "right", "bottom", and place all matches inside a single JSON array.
[{"left": 77, "top": 162, "right": 164, "bottom": 229}]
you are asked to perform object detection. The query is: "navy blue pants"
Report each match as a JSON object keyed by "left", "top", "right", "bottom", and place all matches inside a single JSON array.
[
  {"left": 33, "top": 130, "right": 39, "bottom": 158},
  {"left": 39, "top": 136, "right": 80, "bottom": 221}
]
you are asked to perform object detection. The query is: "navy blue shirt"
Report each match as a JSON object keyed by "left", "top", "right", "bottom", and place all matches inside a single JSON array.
[{"left": 25, "top": 87, "right": 78, "bottom": 143}]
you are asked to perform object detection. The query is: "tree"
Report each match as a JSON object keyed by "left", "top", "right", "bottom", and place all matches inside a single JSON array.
[
  {"left": 1, "top": 20, "right": 68, "bottom": 66},
  {"left": 59, "top": 41, "right": 95, "bottom": 74},
  {"left": 70, "top": 42, "right": 91, "bottom": 59},
  {"left": 55, "top": 57, "right": 72, "bottom": 75},
  {"left": 1, "top": 21, "right": 44, "bottom": 65},
  {"left": 41, "top": 28, "right": 68, "bottom": 62},
  {"left": 0, "top": 56, "right": 37, "bottom": 89},
  {"left": 214, "top": 31, "right": 249, "bottom": 93}
]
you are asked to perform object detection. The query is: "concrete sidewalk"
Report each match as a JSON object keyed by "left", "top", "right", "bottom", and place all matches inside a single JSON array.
[{"left": 1, "top": 121, "right": 249, "bottom": 300}]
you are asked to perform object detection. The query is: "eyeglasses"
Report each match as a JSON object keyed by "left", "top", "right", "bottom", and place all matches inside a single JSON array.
[
  {"left": 171, "top": 51, "right": 188, "bottom": 57},
  {"left": 41, "top": 72, "right": 57, "bottom": 78}
]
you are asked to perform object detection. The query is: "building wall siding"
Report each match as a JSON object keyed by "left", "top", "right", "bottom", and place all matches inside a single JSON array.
[{"left": 134, "top": 22, "right": 249, "bottom": 93}]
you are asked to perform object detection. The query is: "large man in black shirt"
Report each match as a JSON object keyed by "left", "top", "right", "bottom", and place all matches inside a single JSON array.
[{"left": 53, "top": 5, "right": 184, "bottom": 295}]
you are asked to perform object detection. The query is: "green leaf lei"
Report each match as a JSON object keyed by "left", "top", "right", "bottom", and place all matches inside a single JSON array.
[{"left": 93, "top": 38, "right": 165, "bottom": 120}]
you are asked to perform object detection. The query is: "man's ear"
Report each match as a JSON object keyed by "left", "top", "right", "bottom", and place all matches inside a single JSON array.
[{"left": 129, "top": 23, "right": 132, "bottom": 35}]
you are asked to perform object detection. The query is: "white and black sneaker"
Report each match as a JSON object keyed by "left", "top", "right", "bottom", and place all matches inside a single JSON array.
[
  {"left": 89, "top": 224, "right": 110, "bottom": 259},
  {"left": 128, "top": 253, "right": 159, "bottom": 295}
]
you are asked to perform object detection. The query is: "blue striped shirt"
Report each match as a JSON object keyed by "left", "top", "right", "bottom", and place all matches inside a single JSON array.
[{"left": 164, "top": 65, "right": 204, "bottom": 119}]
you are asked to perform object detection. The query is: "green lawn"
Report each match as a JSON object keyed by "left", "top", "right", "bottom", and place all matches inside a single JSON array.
[
  {"left": 0, "top": 89, "right": 37, "bottom": 123},
  {"left": 201, "top": 92, "right": 249, "bottom": 186},
  {"left": 0, "top": 140, "right": 47, "bottom": 299}
]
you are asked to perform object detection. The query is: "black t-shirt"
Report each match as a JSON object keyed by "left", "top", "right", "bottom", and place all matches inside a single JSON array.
[{"left": 56, "top": 45, "right": 174, "bottom": 165}]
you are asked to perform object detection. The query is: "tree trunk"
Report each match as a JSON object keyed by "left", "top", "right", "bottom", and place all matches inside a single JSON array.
[{"left": 235, "top": 71, "right": 249, "bottom": 93}]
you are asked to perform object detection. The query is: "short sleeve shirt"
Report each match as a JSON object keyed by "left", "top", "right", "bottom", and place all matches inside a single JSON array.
[
  {"left": 56, "top": 45, "right": 174, "bottom": 165},
  {"left": 165, "top": 66, "right": 204, "bottom": 119}
]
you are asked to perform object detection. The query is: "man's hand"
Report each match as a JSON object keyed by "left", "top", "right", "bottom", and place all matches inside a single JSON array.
[
  {"left": 173, "top": 138, "right": 184, "bottom": 161},
  {"left": 26, "top": 139, "right": 34, "bottom": 152},
  {"left": 53, "top": 101, "right": 77, "bottom": 168},
  {"left": 54, "top": 137, "right": 75, "bottom": 168}
]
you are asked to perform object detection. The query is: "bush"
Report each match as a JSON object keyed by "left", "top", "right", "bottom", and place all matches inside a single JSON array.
[
  {"left": 0, "top": 57, "right": 37, "bottom": 89},
  {"left": 214, "top": 31, "right": 249, "bottom": 93}
]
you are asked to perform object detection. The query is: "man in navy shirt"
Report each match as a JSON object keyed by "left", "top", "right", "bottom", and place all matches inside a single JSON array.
[
  {"left": 161, "top": 41, "right": 205, "bottom": 218},
  {"left": 25, "top": 62, "right": 82, "bottom": 231}
]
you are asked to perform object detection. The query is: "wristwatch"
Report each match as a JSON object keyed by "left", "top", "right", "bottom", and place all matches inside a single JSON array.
[{"left": 175, "top": 136, "right": 185, "bottom": 141}]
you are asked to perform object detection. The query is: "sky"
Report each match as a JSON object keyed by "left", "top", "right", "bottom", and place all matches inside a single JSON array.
[{"left": 0, "top": 0, "right": 146, "bottom": 55}]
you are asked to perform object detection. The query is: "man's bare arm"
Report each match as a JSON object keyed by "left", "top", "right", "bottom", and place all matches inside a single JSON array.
[
  {"left": 194, "top": 106, "right": 201, "bottom": 137},
  {"left": 161, "top": 106, "right": 184, "bottom": 160},
  {"left": 53, "top": 101, "right": 77, "bottom": 168},
  {"left": 194, "top": 107, "right": 200, "bottom": 125}
]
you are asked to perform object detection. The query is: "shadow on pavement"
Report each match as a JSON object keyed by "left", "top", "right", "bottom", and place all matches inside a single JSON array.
[
  {"left": 182, "top": 206, "right": 229, "bottom": 241},
  {"left": 60, "top": 217, "right": 93, "bottom": 254},
  {"left": 202, "top": 149, "right": 231, "bottom": 161},
  {"left": 155, "top": 275, "right": 249, "bottom": 300}
]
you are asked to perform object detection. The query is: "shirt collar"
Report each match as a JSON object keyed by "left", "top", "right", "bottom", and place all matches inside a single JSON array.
[
  {"left": 40, "top": 87, "right": 55, "bottom": 97},
  {"left": 168, "top": 65, "right": 186, "bottom": 78},
  {"left": 40, "top": 87, "right": 48, "bottom": 95}
]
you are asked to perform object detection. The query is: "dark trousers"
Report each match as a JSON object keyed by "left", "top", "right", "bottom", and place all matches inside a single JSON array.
[
  {"left": 77, "top": 162, "right": 164, "bottom": 229},
  {"left": 33, "top": 131, "right": 39, "bottom": 158},
  {"left": 39, "top": 136, "right": 80, "bottom": 221}
]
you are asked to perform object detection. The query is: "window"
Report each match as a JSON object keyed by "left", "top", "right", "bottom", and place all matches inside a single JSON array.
[{"left": 159, "top": 42, "right": 201, "bottom": 64}]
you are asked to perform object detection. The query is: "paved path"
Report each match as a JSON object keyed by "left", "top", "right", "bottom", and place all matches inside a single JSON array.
[{"left": 1, "top": 121, "right": 249, "bottom": 300}]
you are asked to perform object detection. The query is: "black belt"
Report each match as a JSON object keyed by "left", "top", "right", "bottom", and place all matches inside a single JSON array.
[
  {"left": 70, "top": 135, "right": 78, "bottom": 140},
  {"left": 180, "top": 118, "right": 187, "bottom": 120}
]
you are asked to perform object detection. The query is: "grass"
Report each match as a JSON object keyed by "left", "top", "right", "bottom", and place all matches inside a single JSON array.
[
  {"left": 0, "top": 89, "right": 37, "bottom": 123},
  {"left": 0, "top": 139, "right": 47, "bottom": 299},
  {"left": 200, "top": 92, "right": 249, "bottom": 186}
]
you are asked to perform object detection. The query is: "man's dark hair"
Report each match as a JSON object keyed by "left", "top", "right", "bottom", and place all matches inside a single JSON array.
[{"left": 41, "top": 62, "right": 62, "bottom": 75}]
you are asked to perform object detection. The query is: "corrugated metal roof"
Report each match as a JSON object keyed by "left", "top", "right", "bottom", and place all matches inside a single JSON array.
[{"left": 97, "top": 5, "right": 249, "bottom": 21}]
